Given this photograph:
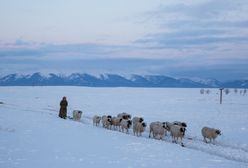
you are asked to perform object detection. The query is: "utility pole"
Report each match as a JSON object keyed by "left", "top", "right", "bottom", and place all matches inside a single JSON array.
[{"left": 220, "top": 88, "right": 224, "bottom": 104}]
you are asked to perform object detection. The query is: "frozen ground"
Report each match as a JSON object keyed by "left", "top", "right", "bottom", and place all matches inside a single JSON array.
[{"left": 0, "top": 86, "right": 248, "bottom": 168}]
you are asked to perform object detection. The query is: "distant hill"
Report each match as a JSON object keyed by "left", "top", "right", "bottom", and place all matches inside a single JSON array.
[{"left": 0, "top": 72, "right": 247, "bottom": 88}]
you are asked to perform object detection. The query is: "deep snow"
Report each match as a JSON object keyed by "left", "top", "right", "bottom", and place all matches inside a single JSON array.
[{"left": 0, "top": 86, "right": 248, "bottom": 168}]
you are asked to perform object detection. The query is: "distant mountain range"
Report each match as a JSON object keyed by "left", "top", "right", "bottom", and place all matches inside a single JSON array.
[{"left": 0, "top": 72, "right": 247, "bottom": 88}]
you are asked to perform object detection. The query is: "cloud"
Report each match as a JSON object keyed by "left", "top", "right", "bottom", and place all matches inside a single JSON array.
[
  {"left": 1, "top": 36, "right": 248, "bottom": 80},
  {"left": 148, "top": 0, "right": 248, "bottom": 21},
  {"left": 135, "top": 31, "right": 248, "bottom": 48},
  {"left": 134, "top": 0, "right": 248, "bottom": 61},
  {"left": 0, "top": 41, "right": 132, "bottom": 60},
  {"left": 137, "top": 0, "right": 248, "bottom": 46}
]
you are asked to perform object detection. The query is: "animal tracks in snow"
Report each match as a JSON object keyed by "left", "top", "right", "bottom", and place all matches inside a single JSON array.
[
  {"left": 2, "top": 102, "right": 248, "bottom": 164},
  {"left": 80, "top": 115, "right": 248, "bottom": 164}
]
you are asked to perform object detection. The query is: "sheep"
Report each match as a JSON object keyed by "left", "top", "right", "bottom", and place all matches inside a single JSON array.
[
  {"left": 170, "top": 124, "right": 186, "bottom": 146},
  {"left": 172, "top": 121, "right": 187, "bottom": 128},
  {"left": 111, "top": 116, "right": 122, "bottom": 130},
  {"left": 165, "top": 121, "right": 187, "bottom": 133},
  {"left": 132, "top": 116, "right": 144, "bottom": 125},
  {"left": 201, "top": 126, "right": 221, "bottom": 144},
  {"left": 101, "top": 115, "right": 112, "bottom": 129},
  {"left": 93, "top": 115, "right": 101, "bottom": 126},
  {"left": 149, "top": 121, "right": 168, "bottom": 140},
  {"left": 133, "top": 122, "right": 146, "bottom": 136},
  {"left": 120, "top": 119, "right": 132, "bottom": 134},
  {"left": 72, "top": 110, "right": 82, "bottom": 121},
  {"left": 117, "top": 112, "right": 132, "bottom": 120},
  {"left": 165, "top": 122, "right": 174, "bottom": 132}
]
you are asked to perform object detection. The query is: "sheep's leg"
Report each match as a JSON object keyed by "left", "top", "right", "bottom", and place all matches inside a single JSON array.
[
  {"left": 172, "top": 137, "right": 176, "bottom": 143},
  {"left": 212, "top": 138, "right": 216, "bottom": 145},
  {"left": 149, "top": 130, "right": 152, "bottom": 138},
  {"left": 175, "top": 137, "right": 179, "bottom": 144},
  {"left": 179, "top": 137, "right": 184, "bottom": 147},
  {"left": 203, "top": 137, "right": 208, "bottom": 143}
]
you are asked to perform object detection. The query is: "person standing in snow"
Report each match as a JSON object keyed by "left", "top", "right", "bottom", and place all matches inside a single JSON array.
[{"left": 59, "top": 96, "right": 68, "bottom": 119}]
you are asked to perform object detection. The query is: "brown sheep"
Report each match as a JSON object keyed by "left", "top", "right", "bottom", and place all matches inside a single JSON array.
[
  {"left": 170, "top": 124, "right": 186, "bottom": 146},
  {"left": 132, "top": 117, "right": 144, "bottom": 125},
  {"left": 133, "top": 122, "right": 146, "bottom": 136},
  {"left": 101, "top": 115, "right": 112, "bottom": 129},
  {"left": 201, "top": 126, "right": 221, "bottom": 144},
  {"left": 149, "top": 121, "right": 167, "bottom": 140},
  {"left": 111, "top": 117, "right": 122, "bottom": 130}
]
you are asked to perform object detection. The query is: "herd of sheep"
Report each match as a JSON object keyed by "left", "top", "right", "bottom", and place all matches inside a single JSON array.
[{"left": 73, "top": 111, "right": 221, "bottom": 146}]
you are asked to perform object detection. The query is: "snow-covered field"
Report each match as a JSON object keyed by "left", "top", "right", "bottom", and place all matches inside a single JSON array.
[{"left": 0, "top": 86, "right": 248, "bottom": 168}]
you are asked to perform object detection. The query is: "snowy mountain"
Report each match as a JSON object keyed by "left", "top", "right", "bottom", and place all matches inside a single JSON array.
[
  {"left": 222, "top": 80, "right": 248, "bottom": 88},
  {"left": 190, "top": 78, "right": 222, "bottom": 88},
  {"left": 0, "top": 72, "right": 247, "bottom": 88}
]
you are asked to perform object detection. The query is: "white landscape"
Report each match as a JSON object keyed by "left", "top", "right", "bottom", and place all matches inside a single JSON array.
[{"left": 0, "top": 86, "right": 248, "bottom": 168}]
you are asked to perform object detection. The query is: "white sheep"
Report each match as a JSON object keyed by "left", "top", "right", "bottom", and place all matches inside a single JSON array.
[
  {"left": 165, "top": 121, "right": 187, "bottom": 133},
  {"left": 132, "top": 116, "right": 144, "bottom": 125},
  {"left": 172, "top": 121, "right": 187, "bottom": 128},
  {"left": 170, "top": 124, "right": 186, "bottom": 146},
  {"left": 133, "top": 122, "right": 146, "bottom": 136},
  {"left": 111, "top": 117, "right": 122, "bottom": 130},
  {"left": 149, "top": 121, "right": 167, "bottom": 140},
  {"left": 120, "top": 119, "right": 132, "bottom": 134},
  {"left": 93, "top": 115, "right": 101, "bottom": 126},
  {"left": 117, "top": 112, "right": 132, "bottom": 120},
  {"left": 201, "top": 126, "right": 221, "bottom": 144},
  {"left": 101, "top": 115, "right": 112, "bottom": 129},
  {"left": 72, "top": 110, "right": 82, "bottom": 121},
  {"left": 165, "top": 121, "right": 174, "bottom": 132}
]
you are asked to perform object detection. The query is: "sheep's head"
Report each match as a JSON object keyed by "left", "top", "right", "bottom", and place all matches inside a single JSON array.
[
  {"left": 180, "top": 127, "right": 186, "bottom": 136},
  {"left": 216, "top": 129, "right": 221, "bottom": 135},
  {"left": 123, "top": 115, "right": 128, "bottom": 119},
  {"left": 139, "top": 118, "right": 144, "bottom": 122},
  {"left": 107, "top": 118, "right": 112, "bottom": 123},
  {"left": 127, "top": 120, "right": 132, "bottom": 128},
  {"left": 181, "top": 122, "right": 187, "bottom": 127},
  {"left": 165, "top": 122, "right": 171, "bottom": 131},
  {"left": 142, "top": 122, "right": 147, "bottom": 127},
  {"left": 128, "top": 120, "right": 132, "bottom": 125}
]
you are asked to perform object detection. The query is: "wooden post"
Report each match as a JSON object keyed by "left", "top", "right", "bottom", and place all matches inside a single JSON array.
[{"left": 220, "top": 88, "right": 223, "bottom": 104}]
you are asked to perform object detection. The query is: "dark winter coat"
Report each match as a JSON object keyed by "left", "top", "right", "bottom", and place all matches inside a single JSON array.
[{"left": 59, "top": 98, "right": 68, "bottom": 119}]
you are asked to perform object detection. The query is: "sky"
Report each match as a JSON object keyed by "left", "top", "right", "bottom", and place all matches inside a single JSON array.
[{"left": 0, "top": 0, "right": 248, "bottom": 81}]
